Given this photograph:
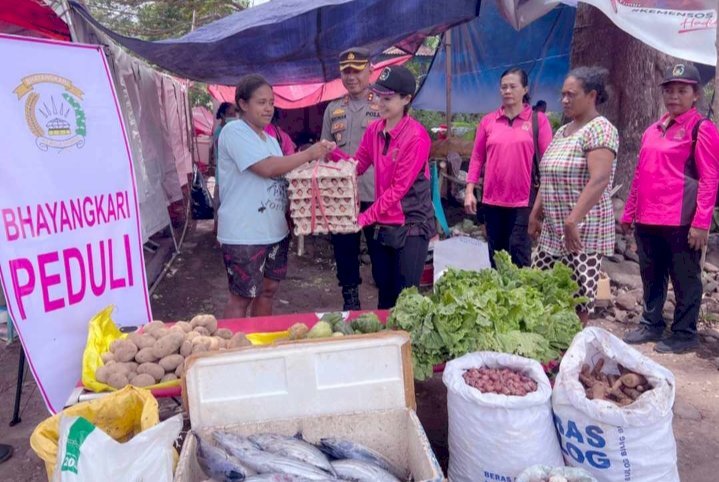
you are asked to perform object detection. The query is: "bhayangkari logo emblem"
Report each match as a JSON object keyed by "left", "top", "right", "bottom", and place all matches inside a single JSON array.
[
  {"left": 672, "top": 64, "right": 686, "bottom": 77},
  {"left": 379, "top": 68, "right": 391, "bottom": 81},
  {"left": 13, "top": 73, "right": 86, "bottom": 151}
]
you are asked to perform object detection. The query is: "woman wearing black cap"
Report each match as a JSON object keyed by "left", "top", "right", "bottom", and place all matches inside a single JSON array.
[
  {"left": 331, "top": 65, "right": 435, "bottom": 308},
  {"left": 622, "top": 63, "right": 719, "bottom": 353}
]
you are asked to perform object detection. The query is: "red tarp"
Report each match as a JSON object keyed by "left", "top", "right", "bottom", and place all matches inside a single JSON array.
[
  {"left": 192, "top": 106, "right": 214, "bottom": 136},
  {"left": 208, "top": 55, "right": 411, "bottom": 109},
  {"left": 0, "top": 0, "right": 71, "bottom": 41}
]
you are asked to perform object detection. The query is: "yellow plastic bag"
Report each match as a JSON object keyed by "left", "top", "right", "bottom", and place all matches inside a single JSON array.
[
  {"left": 30, "top": 386, "right": 160, "bottom": 480},
  {"left": 81, "top": 306, "right": 180, "bottom": 392},
  {"left": 82, "top": 305, "right": 289, "bottom": 392}
]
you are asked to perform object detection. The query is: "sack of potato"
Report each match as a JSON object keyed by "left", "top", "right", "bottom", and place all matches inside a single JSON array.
[{"left": 82, "top": 307, "right": 252, "bottom": 392}]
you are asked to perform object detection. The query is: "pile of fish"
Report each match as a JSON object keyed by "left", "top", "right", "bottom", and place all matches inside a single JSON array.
[{"left": 195, "top": 431, "right": 411, "bottom": 482}]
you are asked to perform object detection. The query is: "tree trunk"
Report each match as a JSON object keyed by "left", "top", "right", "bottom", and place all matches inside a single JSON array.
[{"left": 570, "top": 4, "right": 673, "bottom": 200}]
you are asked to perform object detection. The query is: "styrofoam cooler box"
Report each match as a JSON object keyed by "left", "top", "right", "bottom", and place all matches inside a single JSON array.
[
  {"left": 174, "top": 332, "right": 444, "bottom": 481},
  {"left": 194, "top": 135, "right": 212, "bottom": 166}
]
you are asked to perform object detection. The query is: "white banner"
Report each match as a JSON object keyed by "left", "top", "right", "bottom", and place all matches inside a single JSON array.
[
  {"left": 0, "top": 34, "right": 151, "bottom": 413},
  {"left": 569, "top": 0, "right": 717, "bottom": 66}
]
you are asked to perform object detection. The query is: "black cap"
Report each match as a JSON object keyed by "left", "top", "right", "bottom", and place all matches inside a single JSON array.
[
  {"left": 660, "top": 63, "right": 701, "bottom": 85},
  {"left": 339, "top": 47, "right": 370, "bottom": 71},
  {"left": 371, "top": 66, "right": 417, "bottom": 96}
]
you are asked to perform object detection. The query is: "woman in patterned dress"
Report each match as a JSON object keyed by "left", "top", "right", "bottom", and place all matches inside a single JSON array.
[{"left": 528, "top": 66, "right": 619, "bottom": 324}]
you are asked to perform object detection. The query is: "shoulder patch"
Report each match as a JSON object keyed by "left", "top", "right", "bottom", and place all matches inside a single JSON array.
[{"left": 369, "top": 103, "right": 380, "bottom": 111}]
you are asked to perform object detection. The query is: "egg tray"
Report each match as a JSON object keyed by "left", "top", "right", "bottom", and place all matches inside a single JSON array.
[{"left": 286, "top": 159, "right": 360, "bottom": 236}]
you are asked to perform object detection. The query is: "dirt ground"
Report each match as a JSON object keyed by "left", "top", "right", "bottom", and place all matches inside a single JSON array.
[{"left": 1, "top": 218, "right": 718, "bottom": 481}]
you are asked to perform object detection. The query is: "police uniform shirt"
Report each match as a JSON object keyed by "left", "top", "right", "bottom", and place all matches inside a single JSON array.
[{"left": 321, "top": 92, "right": 381, "bottom": 202}]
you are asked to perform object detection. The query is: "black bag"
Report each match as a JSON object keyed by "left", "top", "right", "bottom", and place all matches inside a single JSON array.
[
  {"left": 374, "top": 225, "right": 410, "bottom": 249},
  {"left": 685, "top": 118, "right": 717, "bottom": 205},
  {"left": 190, "top": 164, "right": 214, "bottom": 220}
]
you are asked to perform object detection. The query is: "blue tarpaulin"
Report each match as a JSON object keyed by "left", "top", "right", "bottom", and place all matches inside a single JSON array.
[
  {"left": 68, "top": 0, "right": 480, "bottom": 86},
  {"left": 413, "top": 2, "right": 575, "bottom": 113}
]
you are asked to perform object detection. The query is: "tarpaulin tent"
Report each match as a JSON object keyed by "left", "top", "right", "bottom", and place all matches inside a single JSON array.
[
  {"left": 413, "top": 1, "right": 576, "bottom": 113},
  {"left": 67, "top": 0, "right": 480, "bottom": 85},
  {"left": 208, "top": 55, "right": 411, "bottom": 110},
  {"left": 0, "top": 0, "right": 70, "bottom": 41}
]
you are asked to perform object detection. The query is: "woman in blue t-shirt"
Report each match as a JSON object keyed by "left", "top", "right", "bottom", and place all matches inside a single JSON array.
[{"left": 218, "top": 74, "right": 335, "bottom": 318}]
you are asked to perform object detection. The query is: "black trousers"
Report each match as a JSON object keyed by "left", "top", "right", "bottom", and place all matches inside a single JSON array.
[
  {"left": 482, "top": 204, "right": 532, "bottom": 268},
  {"left": 331, "top": 202, "right": 380, "bottom": 288},
  {"left": 635, "top": 224, "right": 702, "bottom": 339},
  {"left": 371, "top": 235, "right": 430, "bottom": 309}
]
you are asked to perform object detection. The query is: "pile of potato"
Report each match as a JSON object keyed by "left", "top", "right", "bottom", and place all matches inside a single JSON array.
[
  {"left": 579, "top": 359, "right": 652, "bottom": 406},
  {"left": 95, "top": 314, "right": 251, "bottom": 389}
]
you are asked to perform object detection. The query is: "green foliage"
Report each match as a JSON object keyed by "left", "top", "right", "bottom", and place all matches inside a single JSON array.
[
  {"left": 87, "top": 1, "right": 249, "bottom": 41},
  {"left": 387, "top": 251, "right": 584, "bottom": 380}
]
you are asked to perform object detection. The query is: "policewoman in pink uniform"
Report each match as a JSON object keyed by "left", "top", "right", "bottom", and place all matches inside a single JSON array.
[
  {"left": 464, "top": 68, "right": 553, "bottom": 267},
  {"left": 622, "top": 63, "right": 719, "bottom": 353},
  {"left": 337, "top": 66, "right": 435, "bottom": 309}
]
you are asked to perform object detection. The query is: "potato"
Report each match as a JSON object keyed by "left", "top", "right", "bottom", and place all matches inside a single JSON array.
[
  {"left": 159, "top": 354, "right": 184, "bottom": 371},
  {"left": 174, "top": 321, "right": 192, "bottom": 333},
  {"left": 228, "top": 332, "right": 252, "bottom": 349},
  {"left": 215, "top": 328, "right": 233, "bottom": 340},
  {"left": 175, "top": 364, "right": 184, "bottom": 377},
  {"left": 192, "top": 343, "right": 209, "bottom": 354},
  {"left": 208, "top": 337, "right": 220, "bottom": 351},
  {"left": 101, "top": 352, "right": 115, "bottom": 364},
  {"left": 119, "top": 361, "right": 138, "bottom": 373},
  {"left": 105, "top": 359, "right": 116, "bottom": 366},
  {"left": 153, "top": 327, "right": 170, "bottom": 339},
  {"left": 109, "top": 339, "right": 125, "bottom": 353},
  {"left": 137, "top": 362, "right": 165, "bottom": 381},
  {"left": 107, "top": 372, "right": 129, "bottom": 389},
  {"left": 191, "top": 314, "right": 218, "bottom": 335},
  {"left": 180, "top": 340, "right": 193, "bottom": 357},
  {"left": 185, "top": 331, "right": 200, "bottom": 341},
  {"left": 129, "top": 332, "right": 156, "bottom": 350},
  {"left": 130, "top": 373, "right": 156, "bottom": 387},
  {"left": 135, "top": 347, "right": 158, "bottom": 364},
  {"left": 161, "top": 373, "right": 178, "bottom": 383},
  {"left": 169, "top": 325, "right": 186, "bottom": 336},
  {"left": 127, "top": 371, "right": 138, "bottom": 381},
  {"left": 144, "top": 320, "right": 165, "bottom": 333},
  {"left": 152, "top": 332, "right": 184, "bottom": 358},
  {"left": 113, "top": 340, "right": 138, "bottom": 362},
  {"left": 96, "top": 365, "right": 111, "bottom": 383},
  {"left": 193, "top": 326, "right": 211, "bottom": 336}
]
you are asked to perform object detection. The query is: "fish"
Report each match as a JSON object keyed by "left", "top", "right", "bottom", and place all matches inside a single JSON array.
[
  {"left": 195, "top": 432, "right": 253, "bottom": 481},
  {"left": 319, "top": 438, "right": 408, "bottom": 480},
  {"left": 213, "top": 431, "right": 333, "bottom": 480},
  {"left": 243, "top": 474, "right": 337, "bottom": 482},
  {"left": 248, "top": 433, "right": 337, "bottom": 476},
  {"left": 330, "top": 459, "right": 402, "bottom": 482}
]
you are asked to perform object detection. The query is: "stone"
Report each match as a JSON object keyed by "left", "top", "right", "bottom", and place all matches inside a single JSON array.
[
  {"left": 705, "top": 262, "right": 719, "bottom": 273},
  {"left": 607, "top": 254, "right": 625, "bottom": 263},
  {"left": 673, "top": 399, "right": 702, "bottom": 421},
  {"left": 615, "top": 291, "right": 640, "bottom": 311},
  {"left": 615, "top": 237, "right": 627, "bottom": 255},
  {"left": 624, "top": 250, "right": 640, "bottom": 263},
  {"left": 666, "top": 290, "right": 676, "bottom": 305},
  {"left": 713, "top": 357, "right": 719, "bottom": 370},
  {"left": 602, "top": 260, "right": 643, "bottom": 290},
  {"left": 613, "top": 309, "right": 627, "bottom": 323},
  {"left": 704, "top": 281, "right": 719, "bottom": 294}
]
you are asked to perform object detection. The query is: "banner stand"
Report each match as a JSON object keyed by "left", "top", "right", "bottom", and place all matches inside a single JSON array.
[{"left": 10, "top": 348, "right": 26, "bottom": 426}]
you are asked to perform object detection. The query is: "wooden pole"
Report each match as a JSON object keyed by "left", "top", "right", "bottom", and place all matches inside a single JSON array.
[{"left": 444, "top": 29, "right": 453, "bottom": 138}]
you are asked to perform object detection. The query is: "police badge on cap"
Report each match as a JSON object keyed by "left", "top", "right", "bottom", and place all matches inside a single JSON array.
[
  {"left": 660, "top": 63, "right": 701, "bottom": 85},
  {"left": 339, "top": 48, "right": 370, "bottom": 71}
]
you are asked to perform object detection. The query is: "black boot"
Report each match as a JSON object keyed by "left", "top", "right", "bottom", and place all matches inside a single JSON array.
[{"left": 342, "top": 286, "right": 361, "bottom": 311}]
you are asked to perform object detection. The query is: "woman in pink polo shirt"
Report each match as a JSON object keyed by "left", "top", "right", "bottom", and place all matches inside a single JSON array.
[
  {"left": 332, "top": 66, "right": 435, "bottom": 309},
  {"left": 622, "top": 63, "right": 719, "bottom": 353},
  {"left": 464, "top": 68, "right": 553, "bottom": 267}
]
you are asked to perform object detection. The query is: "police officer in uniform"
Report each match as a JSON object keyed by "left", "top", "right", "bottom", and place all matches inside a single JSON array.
[{"left": 321, "top": 47, "right": 382, "bottom": 310}]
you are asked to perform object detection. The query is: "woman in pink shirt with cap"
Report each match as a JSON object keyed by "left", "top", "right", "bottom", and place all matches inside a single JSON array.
[
  {"left": 464, "top": 68, "right": 553, "bottom": 267},
  {"left": 622, "top": 63, "right": 719, "bottom": 354},
  {"left": 331, "top": 65, "right": 435, "bottom": 308}
]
